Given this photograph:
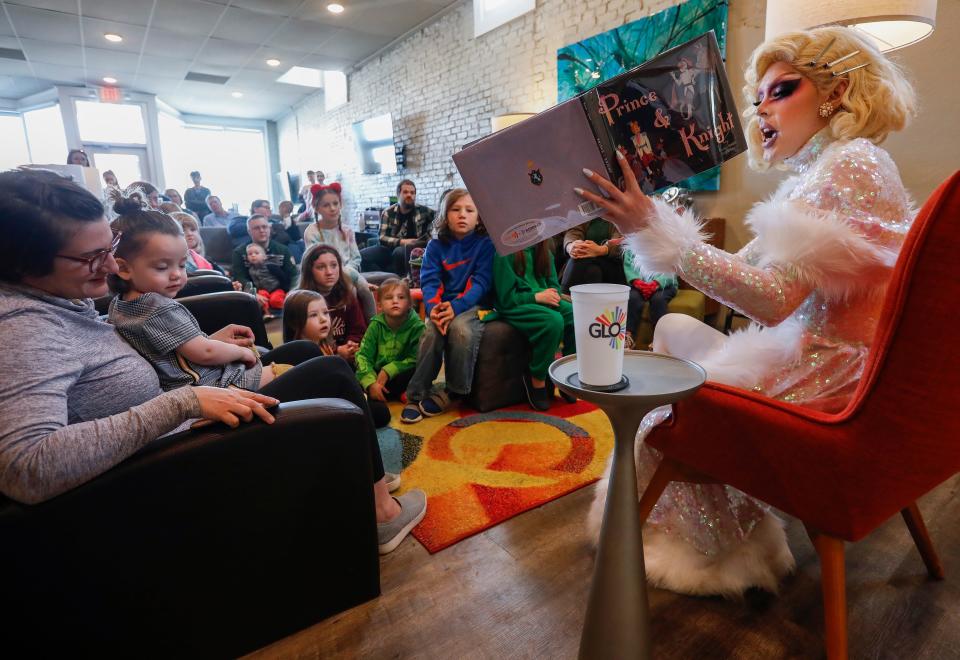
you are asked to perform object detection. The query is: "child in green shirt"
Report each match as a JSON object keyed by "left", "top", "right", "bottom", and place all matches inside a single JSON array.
[
  {"left": 485, "top": 240, "right": 576, "bottom": 411},
  {"left": 356, "top": 278, "right": 425, "bottom": 421}
]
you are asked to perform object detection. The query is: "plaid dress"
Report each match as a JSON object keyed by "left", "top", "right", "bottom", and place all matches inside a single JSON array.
[{"left": 108, "top": 293, "right": 261, "bottom": 392}]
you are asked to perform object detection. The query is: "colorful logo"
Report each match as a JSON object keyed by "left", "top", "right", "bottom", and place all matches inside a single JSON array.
[
  {"left": 588, "top": 306, "right": 626, "bottom": 349},
  {"left": 501, "top": 219, "right": 545, "bottom": 247}
]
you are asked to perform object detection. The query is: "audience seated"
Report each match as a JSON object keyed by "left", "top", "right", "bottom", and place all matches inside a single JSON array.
[
  {"left": 124, "top": 180, "right": 161, "bottom": 210},
  {"left": 560, "top": 218, "right": 626, "bottom": 291},
  {"left": 275, "top": 200, "right": 304, "bottom": 262},
  {"left": 360, "top": 179, "right": 435, "bottom": 276},
  {"left": 171, "top": 211, "right": 223, "bottom": 274},
  {"left": 0, "top": 169, "right": 425, "bottom": 567},
  {"left": 203, "top": 194, "right": 239, "bottom": 228},
  {"left": 231, "top": 215, "right": 298, "bottom": 311},
  {"left": 301, "top": 183, "right": 378, "bottom": 319}
]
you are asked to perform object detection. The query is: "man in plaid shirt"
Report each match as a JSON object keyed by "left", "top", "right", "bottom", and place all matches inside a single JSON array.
[{"left": 360, "top": 179, "right": 435, "bottom": 276}]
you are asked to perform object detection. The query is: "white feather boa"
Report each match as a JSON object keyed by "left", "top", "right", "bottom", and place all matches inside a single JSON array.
[
  {"left": 746, "top": 180, "right": 898, "bottom": 302},
  {"left": 626, "top": 183, "right": 897, "bottom": 302},
  {"left": 623, "top": 198, "right": 710, "bottom": 274}
]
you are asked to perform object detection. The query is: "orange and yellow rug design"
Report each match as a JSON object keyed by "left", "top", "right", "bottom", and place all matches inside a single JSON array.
[{"left": 377, "top": 399, "right": 613, "bottom": 553}]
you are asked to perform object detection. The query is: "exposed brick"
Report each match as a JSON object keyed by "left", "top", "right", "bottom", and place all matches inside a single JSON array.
[{"left": 279, "top": 0, "right": 670, "bottom": 219}]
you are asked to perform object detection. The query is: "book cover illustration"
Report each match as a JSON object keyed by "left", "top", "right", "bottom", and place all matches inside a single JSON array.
[{"left": 581, "top": 31, "right": 746, "bottom": 195}]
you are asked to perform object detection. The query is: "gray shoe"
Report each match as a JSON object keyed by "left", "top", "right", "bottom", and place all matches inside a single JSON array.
[
  {"left": 385, "top": 471, "right": 401, "bottom": 493},
  {"left": 377, "top": 489, "right": 427, "bottom": 555}
]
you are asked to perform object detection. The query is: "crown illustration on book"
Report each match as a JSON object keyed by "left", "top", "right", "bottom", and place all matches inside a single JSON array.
[{"left": 805, "top": 36, "right": 870, "bottom": 77}]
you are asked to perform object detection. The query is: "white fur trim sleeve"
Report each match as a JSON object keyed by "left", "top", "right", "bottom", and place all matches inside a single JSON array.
[
  {"left": 747, "top": 199, "right": 898, "bottom": 301},
  {"left": 623, "top": 198, "right": 710, "bottom": 275}
]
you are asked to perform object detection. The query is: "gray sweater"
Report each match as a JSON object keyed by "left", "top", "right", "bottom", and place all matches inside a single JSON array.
[{"left": 0, "top": 283, "right": 201, "bottom": 504}]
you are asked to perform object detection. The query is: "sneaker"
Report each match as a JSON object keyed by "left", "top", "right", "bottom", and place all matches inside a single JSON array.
[
  {"left": 546, "top": 375, "right": 577, "bottom": 404},
  {"left": 400, "top": 402, "right": 423, "bottom": 424},
  {"left": 418, "top": 391, "right": 451, "bottom": 417},
  {"left": 521, "top": 372, "right": 550, "bottom": 411},
  {"left": 385, "top": 471, "right": 401, "bottom": 493},
  {"left": 377, "top": 489, "right": 427, "bottom": 555}
]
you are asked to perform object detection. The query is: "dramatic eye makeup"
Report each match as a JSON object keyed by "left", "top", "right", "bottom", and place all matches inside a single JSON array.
[{"left": 753, "top": 77, "right": 802, "bottom": 106}]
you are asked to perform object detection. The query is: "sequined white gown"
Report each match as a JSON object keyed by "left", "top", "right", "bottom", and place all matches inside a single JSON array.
[{"left": 593, "top": 129, "right": 914, "bottom": 596}]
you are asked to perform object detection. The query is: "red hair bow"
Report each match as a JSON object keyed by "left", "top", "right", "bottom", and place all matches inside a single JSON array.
[{"left": 311, "top": 182, "right": 341, "bottom": 196}]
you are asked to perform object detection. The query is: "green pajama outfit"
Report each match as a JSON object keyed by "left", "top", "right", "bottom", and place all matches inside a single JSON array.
[{"left": 484, "top": 247, "right": 576, "bottom": 380}]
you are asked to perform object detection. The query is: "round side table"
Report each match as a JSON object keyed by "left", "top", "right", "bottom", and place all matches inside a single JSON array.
[{"left": 549, "top": 351, "right": 706, "bottom": 660}]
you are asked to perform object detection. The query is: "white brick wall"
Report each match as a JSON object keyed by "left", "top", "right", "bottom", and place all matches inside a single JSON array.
[{"left": 278, "top": 0, "right": 681, "bottom": 224}]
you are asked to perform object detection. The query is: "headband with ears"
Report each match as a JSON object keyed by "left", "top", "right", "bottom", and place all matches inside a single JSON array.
[{"left": 311, "top": 182, "right": 342, "bottom": 196}]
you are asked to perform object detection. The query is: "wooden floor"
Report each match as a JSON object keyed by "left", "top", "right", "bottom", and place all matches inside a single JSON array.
[{"left": 247, "top": 474, "right": 960, "bottom": 659}]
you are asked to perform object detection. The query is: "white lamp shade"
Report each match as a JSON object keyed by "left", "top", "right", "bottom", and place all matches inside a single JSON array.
[
  {"left": 491, "top": 113, "right": 535, "bottom": 133},
  {"left": 765, "top": 0, "right": 937, "bottom": 52}
]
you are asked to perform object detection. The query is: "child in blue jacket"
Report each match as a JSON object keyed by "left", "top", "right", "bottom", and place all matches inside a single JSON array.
[{"left": 401, "top": 189, "right": 494, "bottom": 423}]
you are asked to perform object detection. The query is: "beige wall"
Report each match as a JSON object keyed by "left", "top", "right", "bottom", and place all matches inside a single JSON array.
[
  {"left": 703, "top": 0, "right": 960, "bottom": 250},
  {"left": 280, "top": 0, "right": 959, "bottom": 249}
]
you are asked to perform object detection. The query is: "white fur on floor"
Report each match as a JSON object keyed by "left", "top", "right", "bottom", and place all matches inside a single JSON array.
[{"left": 587, "top": 474, "right": 795, "bottom": 598}]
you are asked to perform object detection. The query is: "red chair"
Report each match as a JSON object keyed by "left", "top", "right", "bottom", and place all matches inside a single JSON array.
[{"left": 637, "top": 171, "right": 960, "bottom": 660}]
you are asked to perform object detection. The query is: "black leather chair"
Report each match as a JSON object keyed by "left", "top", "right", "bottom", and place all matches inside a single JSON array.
[
  {"left": 199, "top": 226, "right": 235, "bottom": 271},
  {"left": 187, "top": 268, "right": 223, "bottom": 277},
  {"left": 176, "top": 273, "right": 233, "bottom": 298},
  {"left": 2, "top": 399, "right": 381, "bottom": 658},
  {"left": 92, "top": 291, "right": 272, "bottom": 350},
  {"left": 179, "top": 290, "right": 272, "bottom": 349}
]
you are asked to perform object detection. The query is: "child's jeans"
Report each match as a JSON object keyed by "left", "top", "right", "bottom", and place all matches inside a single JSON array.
[{"left": 405, "top": 306, "right": 485, "bottom": 401}]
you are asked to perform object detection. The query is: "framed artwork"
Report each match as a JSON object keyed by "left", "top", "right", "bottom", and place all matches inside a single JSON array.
[{"left": 558, "top": 0, "right": 730, "bottom": 191}]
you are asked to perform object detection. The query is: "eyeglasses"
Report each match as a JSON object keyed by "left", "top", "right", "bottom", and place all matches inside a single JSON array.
[{"left": 56, "top": 231, "right": 122, "bottom": 273}]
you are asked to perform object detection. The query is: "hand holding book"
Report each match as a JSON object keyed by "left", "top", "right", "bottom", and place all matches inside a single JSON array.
[{"left": 575, "top": 150, "right": 657, "bottom": 237}]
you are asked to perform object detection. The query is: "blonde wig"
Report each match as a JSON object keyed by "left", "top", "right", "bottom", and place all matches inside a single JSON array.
[{"left": 743, "top": 26, "right": 917, "bottom": 171}]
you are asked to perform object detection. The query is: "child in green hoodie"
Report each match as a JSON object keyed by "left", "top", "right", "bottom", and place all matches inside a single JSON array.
[
  {"left": 485, "top": 239, "right": 576, "bottom": 411},
  {"left": 356, "top": 278, "right": 425, "bottom": 421}
]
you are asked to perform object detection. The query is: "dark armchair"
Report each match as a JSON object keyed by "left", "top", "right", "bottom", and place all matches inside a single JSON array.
[
  {"left": 176, "top": 273, "right": 233, "bottom": 298},
  {"left": 178, "top": 290, "right": 272, "bottom": 349},
  {"left": 94, "top": 290, "right": 272, "bottom": 350},
  {"left": 2, "top": 399, "right": 381, "bottom": 658}
]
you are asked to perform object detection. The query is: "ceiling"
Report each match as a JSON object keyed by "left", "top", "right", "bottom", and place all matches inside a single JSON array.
[{"left": 0, "top": 0, "right": 458, "bottom": 120}]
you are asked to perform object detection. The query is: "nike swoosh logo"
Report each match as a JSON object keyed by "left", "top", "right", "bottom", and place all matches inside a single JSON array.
[{"left": 442, "top": 258, "right": 470, "bottom": 271}]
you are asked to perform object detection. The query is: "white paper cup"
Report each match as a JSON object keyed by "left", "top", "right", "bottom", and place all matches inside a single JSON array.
[{"left": 570, "top": 283, "right": 630, "bottom": 387}]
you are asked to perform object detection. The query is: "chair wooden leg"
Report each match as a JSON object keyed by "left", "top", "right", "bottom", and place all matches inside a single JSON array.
[
  {"left": 638, "top": 459, "right": 680, "bottom": 525},
  {"left": 901, "top": 502, "right": 945, "bottom": 580},
  {"left": 807, "top": 530, "right": 848, "bottom": 660}
]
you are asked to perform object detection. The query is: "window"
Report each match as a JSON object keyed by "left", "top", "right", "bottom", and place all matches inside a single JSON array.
[
  {"left": 473, "top": 0, "right": 535, "bottom": 37},
  {"left": 0, "top": 114, "right": 30, "bottom": 171},
  {"left": 22, "top": 105, "right": 68, "bottom": 166},
  {"left": 323, "top": 71, "right": 347, "bottom": 111},
  {"left": 159, "top": 112, "right": 269, "bottom": 214},
  {"left": 351, "top": 113, "right": 397, "bottom": 175},
  {"left": 76, "top": 101, "right": 146, "bottom": 145}
]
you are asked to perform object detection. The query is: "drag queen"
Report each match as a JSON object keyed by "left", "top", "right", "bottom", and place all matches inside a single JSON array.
[{"left": 577, "top": 26, "right": 917, "bottom": 596}]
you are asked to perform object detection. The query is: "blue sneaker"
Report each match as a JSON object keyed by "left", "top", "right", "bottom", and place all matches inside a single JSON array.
[
  {"left": 400, "top": 402, "right": 423, "bottom": 424},
  {"left": 418, "top": 391, "right": 452, "bottom": 417}
]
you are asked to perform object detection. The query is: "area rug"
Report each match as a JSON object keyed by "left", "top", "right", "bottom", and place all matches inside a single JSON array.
[{"left": 376, "top": 398, "right": 613, "bottom": 553}]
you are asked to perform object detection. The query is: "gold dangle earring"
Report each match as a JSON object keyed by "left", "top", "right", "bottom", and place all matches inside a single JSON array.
[{"left": 818, "top": 101, "right": 836, "bottom": 118}]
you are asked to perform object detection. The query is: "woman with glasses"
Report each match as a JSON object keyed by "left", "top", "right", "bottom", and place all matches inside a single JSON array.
[{"left": 0, "top": 168, "right": 426, "bottom": 554}]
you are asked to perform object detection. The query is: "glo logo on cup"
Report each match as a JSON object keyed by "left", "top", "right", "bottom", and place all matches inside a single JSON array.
[{"left": 588, "top": 306, "right": 626, "bottom": 349}]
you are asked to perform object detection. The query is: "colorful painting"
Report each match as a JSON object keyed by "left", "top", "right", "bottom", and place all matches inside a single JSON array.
[{"left": 558, "top": 0, "right": 730, "bottom": 191}]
